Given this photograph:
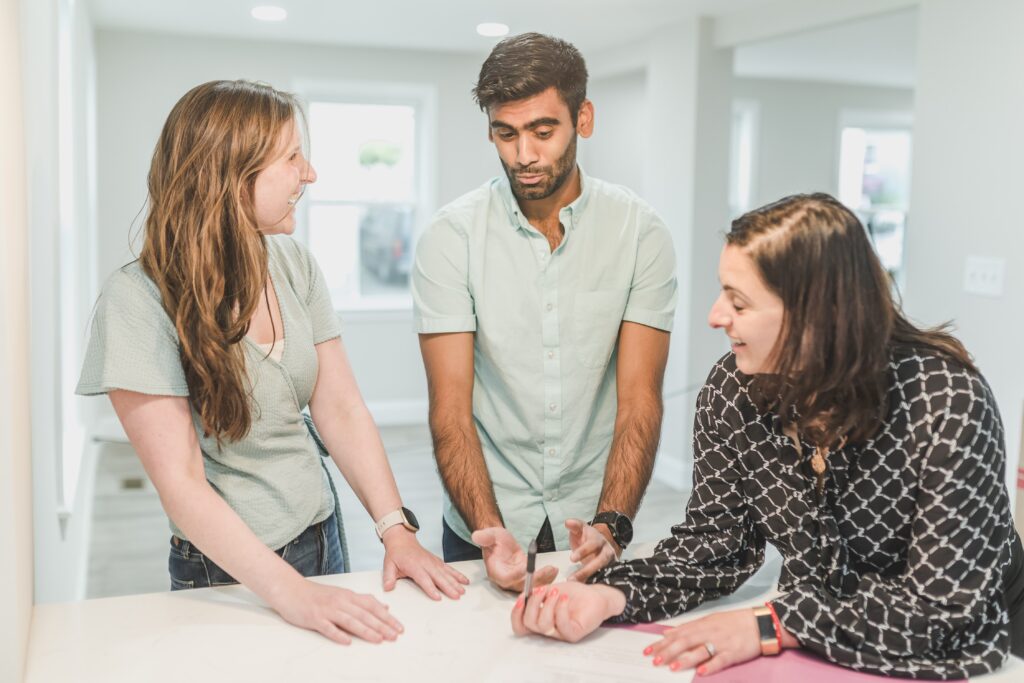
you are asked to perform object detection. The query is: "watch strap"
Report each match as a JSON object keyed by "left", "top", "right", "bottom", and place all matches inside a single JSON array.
[{"left": 374, "top": 508, "right": 415, "bottom": 541}]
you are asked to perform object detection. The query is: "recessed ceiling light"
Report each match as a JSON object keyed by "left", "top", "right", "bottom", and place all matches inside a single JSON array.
[
  {"left": 251, "top": 6, "right": 287, "bottom": 22},
  {"left": 477, "top": 22, "right": 509, "bottom": 38}
]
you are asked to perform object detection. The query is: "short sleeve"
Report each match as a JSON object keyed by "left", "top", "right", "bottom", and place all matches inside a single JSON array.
[
  {"left": 622, "top": 212, "right": 677, "bottom": 331},
  {"left": 411, "top": 215, "right": 477, "bottom": 333},
  {"left": 76, "top": 269, "right": 190, "bottom": 397},
  {"left": 299, "top": 243, "right": 342, "bottom": 345}
]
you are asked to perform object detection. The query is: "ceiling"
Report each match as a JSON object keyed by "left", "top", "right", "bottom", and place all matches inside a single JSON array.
[
  {"left": 88, "top": 0, "right": 918, "bottom": 88},
  {"left": 734, "top": 8, "right": 917, "bottom": 88},
  {"left": 88, "top": 0, "right": 770, "bottom": 55}
]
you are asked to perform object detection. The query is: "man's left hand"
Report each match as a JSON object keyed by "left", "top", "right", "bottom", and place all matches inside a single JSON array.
[
  {"left": 565, "top": 518, "right": 620, "bottom": 582},
  {"left": 381, "top": 528, "right": 469, "bottom": 600}
]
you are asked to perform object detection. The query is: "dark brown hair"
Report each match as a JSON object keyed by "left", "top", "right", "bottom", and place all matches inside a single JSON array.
[
  {"left": 729, "top": 193, "right": 976, "bottom": 447},
  {"left": 473, "top": 32, "right": 588, "bottom": 124},
  {"left": 140, "top": 80, "right": 299, "bottom": 443}
]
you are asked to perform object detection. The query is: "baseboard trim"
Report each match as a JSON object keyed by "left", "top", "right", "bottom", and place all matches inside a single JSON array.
[{"left": 365, "top": 400, "right": 429, "bottom": 427}]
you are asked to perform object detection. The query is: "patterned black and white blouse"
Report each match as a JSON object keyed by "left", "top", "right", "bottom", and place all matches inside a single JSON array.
[{"left": 593, "top": 349, "right": 1019, "bottom": 679}]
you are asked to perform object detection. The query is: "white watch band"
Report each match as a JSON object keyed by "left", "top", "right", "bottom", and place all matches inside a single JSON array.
[{"left": 374, "top": 508, "right": 409, "bottom": 540}]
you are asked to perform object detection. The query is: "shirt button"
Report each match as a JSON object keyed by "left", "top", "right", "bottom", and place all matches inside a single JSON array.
[
  {"left": 546, "top": 303, "right": 553, "bottom": 311},
  {"left": 547, "top": 350, "right": 555, "bottom": 359},
  {"left": 549, "top": 403, "right": 557, "bottom": 412},
  {"left": 548, "top": 448, "right": 556, "bottom": 456}
]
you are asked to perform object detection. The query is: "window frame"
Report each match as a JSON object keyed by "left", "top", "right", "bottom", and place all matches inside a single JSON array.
[{"left": 292, "top": 79, "right": 438, "bottom": 316}]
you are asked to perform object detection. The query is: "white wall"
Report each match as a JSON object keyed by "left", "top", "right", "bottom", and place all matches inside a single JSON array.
[
  {"left": 578, "top": 69, "right": 648, "bottom": 195},
  {"left": 733, "top": 77, "right": 914, "bottom": 208},
  {"left": 1, "top": 0, "right": 35, "bottom": 676},
  {"left": 902, "top": 0, "right": 1024, "bottom": 492},
  {"left": 94, "top": 31, "right": 495, "bottom": 418}
]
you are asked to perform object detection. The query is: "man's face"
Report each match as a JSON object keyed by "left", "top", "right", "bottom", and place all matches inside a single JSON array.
[{"left": 487, "top": 87, "right": 593, "bottom": 201}]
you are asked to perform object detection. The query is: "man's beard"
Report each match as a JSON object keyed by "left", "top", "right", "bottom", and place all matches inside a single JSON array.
[{"left": 501, "top": 135, "right": 578, "bottom": 201}]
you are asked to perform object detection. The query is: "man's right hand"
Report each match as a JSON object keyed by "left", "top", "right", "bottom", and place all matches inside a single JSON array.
[{"left": 471, "top": 527, "right": 558, "bottom": 592}]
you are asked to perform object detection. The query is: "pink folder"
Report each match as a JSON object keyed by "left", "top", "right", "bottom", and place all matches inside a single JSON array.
[{"left": 603, "top": 624, "right": 968, "bottom": 682}]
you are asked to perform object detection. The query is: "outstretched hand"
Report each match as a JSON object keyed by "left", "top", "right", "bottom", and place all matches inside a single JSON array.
[
  {"left": 565, "top": 518, "right": 619, "bottom": 582},
  {"left": 471, "top": 527, "right": 558, "bottom": 592}
]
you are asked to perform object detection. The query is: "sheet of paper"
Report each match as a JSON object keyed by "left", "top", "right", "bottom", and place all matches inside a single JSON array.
[{"left": 485, "top": 628, "right": 688, "bottom": 682}]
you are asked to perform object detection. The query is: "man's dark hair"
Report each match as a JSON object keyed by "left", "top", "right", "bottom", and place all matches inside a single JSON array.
[{"left": 473, "top": 32, "right": 588, "bottom": 124}]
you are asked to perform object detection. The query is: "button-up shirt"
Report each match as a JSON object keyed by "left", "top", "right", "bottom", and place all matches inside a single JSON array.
[{"left": 412, "top": 168, "right": 677, "bottom": 550}]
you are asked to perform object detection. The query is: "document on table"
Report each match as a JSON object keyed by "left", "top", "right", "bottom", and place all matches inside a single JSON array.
[{"left": 485, "top": 627, "right": 686, "bottom": 682}]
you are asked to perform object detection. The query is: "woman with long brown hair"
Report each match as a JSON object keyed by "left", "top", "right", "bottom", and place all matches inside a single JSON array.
[
  {"left": 77, "top": 80, "right": 467, "bottom": 644},
  {"left": 510, "top": 193, "right": 1024, "bottom": 678}
]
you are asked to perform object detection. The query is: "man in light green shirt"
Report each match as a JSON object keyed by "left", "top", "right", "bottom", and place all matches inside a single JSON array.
[{"left": 413, "top": 33, "right": 677, "bottom": 590}]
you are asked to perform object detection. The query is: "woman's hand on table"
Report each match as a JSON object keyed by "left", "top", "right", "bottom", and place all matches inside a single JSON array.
[
  {"left": 511, "top": 582, "right": 627, "bottom": 643},
  {"left": 381, "top": 527, "right": 470, "bottom": 600},
  {"left": 472, "top": 526, "right": 558, "bottom": 592},
  {"left": 271, "top": 578, "right": 404, "bottom": 645},
  {"left": 644, "top": 608, "right": 766, "bottom": 675}
]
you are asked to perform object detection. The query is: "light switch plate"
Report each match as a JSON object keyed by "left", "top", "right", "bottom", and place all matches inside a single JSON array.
[{"left": 963, "top": 256, "right": 1005, "bottom": 297}]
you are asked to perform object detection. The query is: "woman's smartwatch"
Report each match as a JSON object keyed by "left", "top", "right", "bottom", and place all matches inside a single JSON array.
[
  {"left": 374, "top": 507, "right": 420, "bottom": 542},
  {"left": 752, "top": 604, "right": 782, "bottom": 655},
  {"left": 590, "top": 511, "right": 634, "bottom": 550}
]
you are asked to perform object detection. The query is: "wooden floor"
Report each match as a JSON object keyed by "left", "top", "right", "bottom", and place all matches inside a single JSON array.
[{"left": 86, "top": 425, "right": 690, "bottom": 598}]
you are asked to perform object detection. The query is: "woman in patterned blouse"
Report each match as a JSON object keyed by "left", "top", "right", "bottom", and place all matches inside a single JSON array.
[{"left": 511, "top": 193, "right": 1024, "bottom": 679}]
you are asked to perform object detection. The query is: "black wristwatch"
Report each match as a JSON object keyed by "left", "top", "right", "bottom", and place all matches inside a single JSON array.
[{"left": 591, "top": 511, "right": 633, "bottom": 550}]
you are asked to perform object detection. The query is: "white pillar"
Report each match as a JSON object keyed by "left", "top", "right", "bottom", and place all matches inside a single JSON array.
[{"left": 642, "top": 18, "right": 734, "bottom": 489}]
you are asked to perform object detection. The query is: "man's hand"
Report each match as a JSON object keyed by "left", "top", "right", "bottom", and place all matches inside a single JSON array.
[
  {"left": 565, "top": 519, "right": 620, "bottom": 582},
  {"left": 471, "top": 527, "right": 558, "bottom": 592},
  {"left": 381, "top": 528, "right": 470, "bottom": 600}
]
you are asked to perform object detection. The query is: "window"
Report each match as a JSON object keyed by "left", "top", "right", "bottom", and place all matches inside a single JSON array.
[
  {"left": 729, "top": 100, "right": 759, "bottom": 218},
  {"left": 298, "top": 84, "right": 436, "bottom": 311},
  {"left": 838, "top": 123, "right": 912, "bottom": 287}
]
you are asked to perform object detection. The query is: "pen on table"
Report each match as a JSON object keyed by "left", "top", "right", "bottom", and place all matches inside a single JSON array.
[{"left": 522, "top": 538, "right": 538, "bottom": 607}]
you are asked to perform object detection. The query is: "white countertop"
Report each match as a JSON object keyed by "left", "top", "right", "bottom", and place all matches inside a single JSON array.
[{"left": 24, "top": 546, "right": 1024, "bottom": 682}]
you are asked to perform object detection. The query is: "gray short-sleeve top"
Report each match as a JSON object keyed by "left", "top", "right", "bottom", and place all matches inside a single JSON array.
[{"left": 76, "top": 235, "right": 341, "bottom": 549}]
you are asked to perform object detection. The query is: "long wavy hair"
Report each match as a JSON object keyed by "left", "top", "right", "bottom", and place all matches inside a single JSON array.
[
  {"left": 139, "top": 80, "right": 299, "bottom": 443},
  {"left": 729, "top": 193, "right": 975, "bottom": 447}
]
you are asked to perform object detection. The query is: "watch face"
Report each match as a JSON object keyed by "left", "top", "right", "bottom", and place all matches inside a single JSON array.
[
  {"left": 614, "top": 515, "right": 633, "bottom": 547},
  {"left": 402, "top": 507, "right": 420, "bottom": 531}
]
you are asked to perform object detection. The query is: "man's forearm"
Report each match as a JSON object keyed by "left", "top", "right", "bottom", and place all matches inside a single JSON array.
[
  {"left": 596, "top": 396, "right": 663, "bottom": 518},
  {"left": 430, "top": 413, "right": 504, "bottom": 530}
]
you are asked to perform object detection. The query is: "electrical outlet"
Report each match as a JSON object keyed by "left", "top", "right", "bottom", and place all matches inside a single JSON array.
[{"left": 963, "top": 256, "right": 1005, "bottom": 297}]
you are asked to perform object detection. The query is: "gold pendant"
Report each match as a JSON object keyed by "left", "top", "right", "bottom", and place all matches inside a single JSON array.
[{"left": 811, "top": 447, "right": 828, "bottom": 497}]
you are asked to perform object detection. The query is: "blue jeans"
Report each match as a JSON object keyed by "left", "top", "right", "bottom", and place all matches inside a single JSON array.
[
  {"left": 442, "top": 516, "right": 556, "bottom": 563},
  {"left": 168, "top": 512, "right": 345, "bottom": 590}
]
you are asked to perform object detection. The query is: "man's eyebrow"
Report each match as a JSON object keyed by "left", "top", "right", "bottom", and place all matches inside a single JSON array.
[{"left": 489, "top": 117, "right": 562, "bottom": 131}]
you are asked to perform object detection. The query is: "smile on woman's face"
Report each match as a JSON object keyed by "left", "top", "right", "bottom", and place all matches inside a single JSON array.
[
  {"left": 253, "top": 121, "right": 317, "bottom": 235},
  {"left": 707, "top": 244, "right": 785, "bottom": 375}
]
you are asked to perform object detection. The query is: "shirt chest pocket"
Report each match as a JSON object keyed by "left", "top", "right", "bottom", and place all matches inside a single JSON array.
[{"left": 572, "top": 290, "right": 629, "bottom": 370}]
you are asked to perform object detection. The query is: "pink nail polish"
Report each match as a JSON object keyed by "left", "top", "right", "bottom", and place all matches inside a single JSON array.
[
  {"left": 670, "top": 662, "right": 681, "bottom": 672},
  {"left": 653, "top": 656, "right": 663, "bottom": 666},
  {"left": 643, "top": 646, "right": 653, "bottom": 655},
  {"left": 549, "top": 588, "right": 559, "bottom": 598},
  {"left": 559, "top": 595, "right": 569, "bottom": 603},
  {"left": 697, "top": 665, "right": 707, "bottom": 676}
]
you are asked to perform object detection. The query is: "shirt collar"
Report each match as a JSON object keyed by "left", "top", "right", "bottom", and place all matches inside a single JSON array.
[{"left": 497, "top": 164, "right": 593, "bottom": 232}]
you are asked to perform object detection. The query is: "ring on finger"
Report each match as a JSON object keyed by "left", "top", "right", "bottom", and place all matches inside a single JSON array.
[{"left": 704, "top": 642, "right": 717, "bottom": 658}]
